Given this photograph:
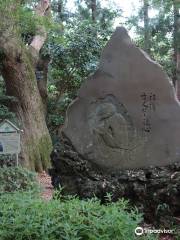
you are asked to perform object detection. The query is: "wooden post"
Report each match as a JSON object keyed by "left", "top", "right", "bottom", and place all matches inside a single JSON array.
[{"left": 16, "top": 153, "right": 19, "bottom": 166}]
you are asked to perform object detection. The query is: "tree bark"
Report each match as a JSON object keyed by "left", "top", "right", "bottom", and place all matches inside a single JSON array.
[
  {"left": 91, "top": 0, "right": 97, "bottom": 22},
  {"left": 173, "top": 0, "right": 180, "bottom": 99},
  {"left": 57, "top": 0, "right": 64, "bottom": 22},
  {"left": 0, "top": 0, "right": 52, "bottom": 171},
  {"left": 36, "top": 56, "right": 50, "bottom": 115},
  {"left": 143, "top": 0, "right": 151, "bottom": 54}
]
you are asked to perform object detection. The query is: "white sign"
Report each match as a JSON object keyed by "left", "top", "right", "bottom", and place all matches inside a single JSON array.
[
  {"left": 0, "top": 133, "right": 20, "bottom": 154},
  {"left": 0, "top": 120, "right": 21, "bottom": 155}
]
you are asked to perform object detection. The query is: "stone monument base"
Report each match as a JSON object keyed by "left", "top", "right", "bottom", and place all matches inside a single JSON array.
[{"left": 49, "top": 136, "right": 180, "bottom": 227}]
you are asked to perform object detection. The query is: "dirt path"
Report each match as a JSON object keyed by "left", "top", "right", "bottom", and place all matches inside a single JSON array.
[{"left": 37, "top": 171, "right": 53, "bottom": 201}]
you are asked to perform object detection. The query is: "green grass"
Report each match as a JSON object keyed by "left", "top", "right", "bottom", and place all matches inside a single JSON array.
[
  {"left": 0, "top": 167, "right": 158, "bottom": 240},
  {"left": 0, "top": 191, "right": 158, "bottom": 240}
]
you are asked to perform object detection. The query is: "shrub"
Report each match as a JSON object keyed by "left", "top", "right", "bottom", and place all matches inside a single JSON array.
[
  {"left": 0, "top": 166, "right": 39, "bottom": 193},
  {"left": 0, "top": 191, "right": 157, "bottom": 240}
]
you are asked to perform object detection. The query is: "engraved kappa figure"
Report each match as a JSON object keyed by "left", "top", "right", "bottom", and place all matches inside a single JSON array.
[
  {"left": 87, "top": 99, "right": 143, "bottom": 169},
  {"left": 93, "top": 102, "right": 129, "bottom": 150}
]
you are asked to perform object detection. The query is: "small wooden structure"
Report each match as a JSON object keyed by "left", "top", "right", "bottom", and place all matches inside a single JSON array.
[{"left": 0, "top": 119, "right": 21, "bottom": 166}]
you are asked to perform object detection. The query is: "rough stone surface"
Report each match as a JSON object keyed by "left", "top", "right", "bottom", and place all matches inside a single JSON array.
[
  {"left": 62, "top": 27, "right": 180, "bottom": 170},
  {"left": 49, "top": 137, "right": 180, "bottom": 225},
  {"left": 49, "top": 27, "right": 180, "bottom": 225}
]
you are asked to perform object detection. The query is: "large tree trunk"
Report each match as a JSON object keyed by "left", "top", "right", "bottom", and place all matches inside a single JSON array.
[
  {"left": 143, "top": 0, "right": 151, "bottom": 54},
  {"left": 0, "top": 0, "right": 52, "bottom": 171},
  {"left": 173, "top": 0, "right": 180, "bottom": 99}
]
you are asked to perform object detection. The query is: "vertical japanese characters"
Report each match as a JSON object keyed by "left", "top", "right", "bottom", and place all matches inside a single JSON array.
[{"left": 141, "top": 92, "right": 156, "bottom": 133}]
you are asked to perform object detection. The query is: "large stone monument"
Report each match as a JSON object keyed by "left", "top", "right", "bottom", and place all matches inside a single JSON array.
[{"left": 50, "top": 27, "right": 180, "bottom": 224}]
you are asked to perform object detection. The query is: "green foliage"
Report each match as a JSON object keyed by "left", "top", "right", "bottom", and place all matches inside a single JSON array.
[
  {"left": 0, "top": 104, "right": 15, "bottom": 120},
  {"left": 0, "top": 0, "right": 52, "bottom": 45},
  {"left": 49, "top": 20, "right": 108, "bottom": 95},
  {"left": 0, "top": 191, "right": 157, "bottom": 240},
  {"left": 47, "top": 91, "right": 71, "bottom": 130},
  {"left": 48, "top": 113, "right": 64, "bottom": 126},
  {"left": 0, "top": 77, "right": 16, "bottom": 120},
  {"left": 125, "top": 0, "right": 174, "bottom": 78},
  {"left": 19, "top": 6, "right": 38, "bottom": 43},
  {"left": 76, "top": 0, "right": 120, "bottom": 30},
  {"left": 0, "top": 167, "right": 39, "bottom": 194}
]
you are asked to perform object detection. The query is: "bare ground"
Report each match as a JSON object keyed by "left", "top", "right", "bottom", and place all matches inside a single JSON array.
[{"left": 38, "top": 171, "right": 53, "bottom": 201}]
